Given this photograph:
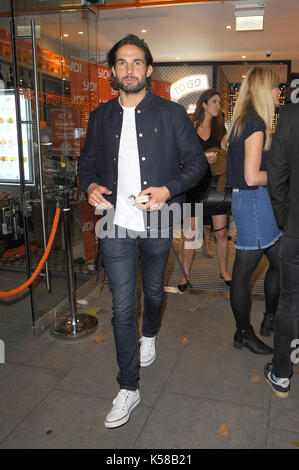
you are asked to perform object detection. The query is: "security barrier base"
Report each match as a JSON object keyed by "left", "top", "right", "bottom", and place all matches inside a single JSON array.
[{"left": 51, "top": 313, "right": 98, "bottom": 339}]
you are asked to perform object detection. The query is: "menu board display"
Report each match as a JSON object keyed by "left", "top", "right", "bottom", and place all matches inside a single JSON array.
[
  {"left": 0, "top": 90, "right": 34, "bottom": 184},
  {"left": 51, "top": 108, "right": 80, "bottom": 156}
]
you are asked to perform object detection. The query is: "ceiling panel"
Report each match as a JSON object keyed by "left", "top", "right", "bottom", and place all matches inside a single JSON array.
[{"left": 97, "top": 0, "right": 299, "bottom": 62}]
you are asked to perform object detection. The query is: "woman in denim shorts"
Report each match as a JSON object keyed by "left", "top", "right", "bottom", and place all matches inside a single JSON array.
[{"left": 227, "top": 66, "right": 282, "bottom": 355}]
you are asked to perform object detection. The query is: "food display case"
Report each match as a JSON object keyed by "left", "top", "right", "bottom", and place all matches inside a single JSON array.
[{"left": 0, "top": 89, "right": 34, "bottom": 185}]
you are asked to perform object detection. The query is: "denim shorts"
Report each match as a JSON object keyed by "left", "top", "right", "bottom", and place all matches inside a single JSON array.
[{"left": 231, "top": 186, "right": 282, "bottom": 250}]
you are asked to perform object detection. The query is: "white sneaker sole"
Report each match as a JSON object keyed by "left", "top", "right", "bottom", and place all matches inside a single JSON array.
[
  {"left": 104, "top": 397, "right": 141, "bottom": 429},
  {"left": 140, "top": 354, "right": 156, "bottom": 367}
]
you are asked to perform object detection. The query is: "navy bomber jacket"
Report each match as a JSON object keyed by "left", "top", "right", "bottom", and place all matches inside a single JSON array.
[{"left": 78, "top": 91, "right": 207, "bottom": 227}]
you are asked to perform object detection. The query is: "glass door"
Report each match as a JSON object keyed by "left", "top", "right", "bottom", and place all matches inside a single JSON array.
[{"left": 0, "top": 0, "right": 99, "bottom": 333}]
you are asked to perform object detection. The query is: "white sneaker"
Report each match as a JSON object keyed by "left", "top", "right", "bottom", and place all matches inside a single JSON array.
[
  {"left": 139, "top": 336, "right": 156, "bottom": 367},
  {"left": 104, "top": 389, "right": 140, "bottom": 429}
]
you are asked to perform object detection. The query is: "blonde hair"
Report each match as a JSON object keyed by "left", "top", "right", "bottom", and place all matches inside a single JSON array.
[{"left": 227, "top": 66, "right": 280, "bottom": 150}]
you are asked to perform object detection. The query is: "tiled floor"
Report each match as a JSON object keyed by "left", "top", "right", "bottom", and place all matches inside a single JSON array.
[{"left": 1, "top": 279, "right": 299, "bottom": 450}]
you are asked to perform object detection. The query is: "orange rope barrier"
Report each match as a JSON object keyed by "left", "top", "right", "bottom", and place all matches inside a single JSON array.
[{"left": 0, "top": 208, "right": 61, "bottom": 298}]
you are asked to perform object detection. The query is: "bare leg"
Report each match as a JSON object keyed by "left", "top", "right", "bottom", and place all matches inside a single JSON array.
[
  {"left": 203, "top": 224, "right": 214, "bottom": 257},
  {"left": 179, "top": 217, "right": 196, "bottom": 285},
  {"left": 212, "top": 213, "right": 231, "bottom": 281}
]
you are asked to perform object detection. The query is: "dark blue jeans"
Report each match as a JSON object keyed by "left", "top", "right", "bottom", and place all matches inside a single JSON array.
[
  {"left": 272, "top": 232, "right": 299, "bottom": 378},
  {"left": 100, "top": 225, "right": 173, "bottom": 391}
]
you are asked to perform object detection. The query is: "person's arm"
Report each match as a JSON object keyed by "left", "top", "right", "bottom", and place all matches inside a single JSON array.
[
  {"left": 244, "top": 131, "right": 267, "bottom": 186},
  {"left": 77, "top": 109, "right": 112, "bottom": 209},
  {"left": 205, "top": 127, "right": 227, "bottom": 165},
  {"left": 163, "top": 105, "right": 208, "bottom": 198},
  {"left": 267, "top": 109, "right": 290, "bottom": 229},
  {"left": 78, "top": 111, "right": 100, "bottom": 190},
  {"left": 138, "top": 105, "right": 207, "bottom": 211},
  {"left": 221, "top": 134, "right": 227, "bottom": 150}
]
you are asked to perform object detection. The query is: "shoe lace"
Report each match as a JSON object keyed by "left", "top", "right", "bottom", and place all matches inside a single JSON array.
[
  {"left": 112, "top": 390, "right": 131, "bottom": 411},
  {"left": 141, "top": 336, "right": 155, "bottom": 353}
]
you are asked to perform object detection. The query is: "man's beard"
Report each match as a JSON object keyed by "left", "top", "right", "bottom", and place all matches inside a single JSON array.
[{"left": 114, "top": 75, "right": 148, "bottom": 94}]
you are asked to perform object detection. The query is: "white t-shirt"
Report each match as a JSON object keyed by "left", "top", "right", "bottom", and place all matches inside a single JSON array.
[{"left": 113, "top": 106, "right": 145, "bottom": 231}]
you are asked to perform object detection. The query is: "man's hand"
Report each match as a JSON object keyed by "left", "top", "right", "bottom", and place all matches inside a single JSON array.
[
  {"left": 87, "top": 183, "right": 113, "bottom": 210},
  {"left": 136, "top": 186, "right": 170, "bottom": 211}
]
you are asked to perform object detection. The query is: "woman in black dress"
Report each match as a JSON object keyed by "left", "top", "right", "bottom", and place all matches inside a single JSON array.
[{"left": 178, "top": 89, "right": 231, "bottom": 291}]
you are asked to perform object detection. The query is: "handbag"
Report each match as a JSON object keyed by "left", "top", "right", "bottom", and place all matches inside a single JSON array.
[
  {"left": 201, "top": 176, "right": 232, "bottom": 207},
  {"left": 201, "top": 147, "right": 232, "bottom": 207}
]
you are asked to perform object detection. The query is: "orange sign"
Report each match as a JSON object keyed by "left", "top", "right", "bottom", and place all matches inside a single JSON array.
[
  {"left": 151, "top": 78, "right": 170, "bottom": 99},
  {"left": 0, "top": 29, "right": 12, "bottom": 60},
  {"left": 97, "top": 65, "right": 119, "bottom": 103},
  {"left": 67, "top": 58, "right": 99, "bottom": 140}
]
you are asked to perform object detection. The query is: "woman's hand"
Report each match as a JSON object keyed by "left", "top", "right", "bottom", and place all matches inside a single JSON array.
[{"left": 205, "top": 151, "right": 217, "bottom": 165}]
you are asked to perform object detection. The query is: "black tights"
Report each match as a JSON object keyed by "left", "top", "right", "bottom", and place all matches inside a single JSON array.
[{"left": 230, "top": 239, "right": 280, "bottom": 330}]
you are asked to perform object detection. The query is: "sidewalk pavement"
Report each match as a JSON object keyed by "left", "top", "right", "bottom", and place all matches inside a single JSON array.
[{"left": 0, "top": 282, "right": 299, "bottom": 449}]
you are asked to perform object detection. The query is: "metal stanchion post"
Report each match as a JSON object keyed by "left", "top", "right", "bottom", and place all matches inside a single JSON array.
[{"left": 52, "top": 191, "right": 98, "bottom": 338}]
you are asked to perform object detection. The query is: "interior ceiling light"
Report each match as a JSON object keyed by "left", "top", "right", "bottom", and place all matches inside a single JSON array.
[
  {"left": 63, "top": 33, "right": 69, "bottom": 37},
  {"left": 78, "top": 31, "right": 84, "bottom": 35},
  {"left": 226, "top": 25, "right": 232, "bottom": 29},
  {"left": 141, "top": 29, "right": 147, "bottom": 33},
  {"left": 235, "top": 2, "right": 265, "bottom": 31}
]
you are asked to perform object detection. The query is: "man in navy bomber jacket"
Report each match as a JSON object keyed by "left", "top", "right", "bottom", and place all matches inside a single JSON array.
[{"left": 78, "top": 34, "right": 207, "bottom": 429}]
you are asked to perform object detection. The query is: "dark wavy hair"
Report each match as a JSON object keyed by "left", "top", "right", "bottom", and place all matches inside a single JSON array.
[
  {"left": 107, "top": 34, "right": 153, "bottom": 91},
  {"left": 191, "top": 88, "right": 224, "bottom": 143},
  {"left": 107, "top": 34, "right": 153, "bottom": 68}
]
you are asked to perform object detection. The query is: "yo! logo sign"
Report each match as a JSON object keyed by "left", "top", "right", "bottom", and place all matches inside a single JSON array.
[
  {"left": 83, "top": 81, "right": 97, "bottom": 92},
  {"left": 73, "top": 95, "right": 85, "bottom": 105},
  {"left": 82, "top": 221, "right": 94, "bottom": 232},
  {"left": 98, "top": 68, "right": 110, "bottom": 80},
  {"left": 69, "top": 61, "right": 82, "bottom": 73}
]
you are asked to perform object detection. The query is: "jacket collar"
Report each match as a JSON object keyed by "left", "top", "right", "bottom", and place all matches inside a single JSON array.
[{"left": 112, "top": 90, "right": 154, "bottom": 112}]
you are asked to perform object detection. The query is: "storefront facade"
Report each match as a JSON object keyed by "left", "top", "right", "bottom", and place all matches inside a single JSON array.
[
  {"left": 0, "top": 1, "right": 98, "bottom": 332},
  {"left": 0, "top": 0, "right": 171, "bottom": 334},
  {"left": 0, "top": 0, "right": 293, "bottom": 334}
]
